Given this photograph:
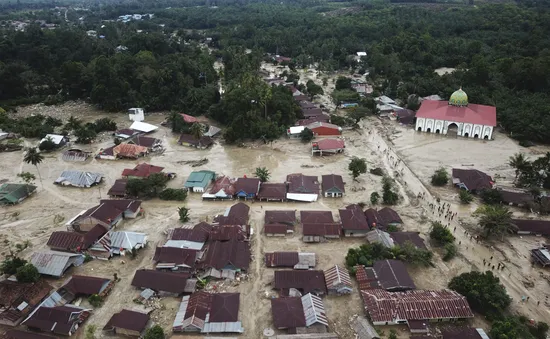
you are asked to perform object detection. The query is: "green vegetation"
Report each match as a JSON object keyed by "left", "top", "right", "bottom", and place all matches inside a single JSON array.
[
  {"left": 38, "top": 136, "right": 56, "bottom": 151},
  {"left": 431, "top": 168, "right": 449, "bottom": 186},
  {"left": 429, "top": 221, "right": 455, "bottom": 245},
  {"left": 443, "top": 243, "right": 458, "bottom": 261},
  {"left": 17, "top": 172, "right": 35, "bottom": 185},
  {"left": 15, "top": 263, "right": 40, "bottom": 283},
  {"left": 306, "top": 80, "right": 324, "bottom": 100},
  {"left": 370, "top": 192, "right": 380, "bottom": 205},
  {"left": 349, "top": 157, "right": 367, "bottom": 180},
  {"left": 382, "top": 176, "right": 399, "bottom": 205},
  {"left": 449, "top": 271, "right": 511, "bottom": 318},
  {"left": 158, "top": 188, "right": 188, "bottom": 201},
  {"left": 388, "top": 329, "right": 398, "bottom": 339},
  {"left": 491, "top": 316, "right": 548, "bottom": 339},
  {"left": 480, "top": 189, "right": 503, "bottom": 205},
  {"left": 23, "top": 147, "right": 43, "bottom": 186},
  {"left": 85, "top": 325, "right": 96, "bottom": 339},
  {"left": 126, "top": 173, "right": 170, "bottom": 199},
  {"left": 144, "top": 325, "right": 164, "bottom": 339},
  {"left": 299, "top": 128, "right": 314, "bottom": 142},
  {"left": 459, "top": 189, "right": 474, "bottom": 204},
  {"left": 345, "top": 242, "right": 433, "bottom": 268},
  {"left": 178, "top": 207, "right": 190, "bottom": 223},
  {"left": 369, "top": 167, "right": 384, "bottom": 176},
  {"left": 473, "top": 205, "right": 517, "bottom": 239},
  {"left": 255, "top": 167, "right": 270, "bottom": 183},
  {"left": 0, "top": 256, "right": 27, "bottom": 275},
  {"left": 88, "top": 294, "right": 103, "bottom": 307}
]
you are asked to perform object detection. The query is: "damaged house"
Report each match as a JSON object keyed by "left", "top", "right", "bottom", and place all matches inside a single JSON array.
[
  {"left": 198, "top": 239, "right": 251, "bottom": 280},
  {"left": 271, "top": 293, "right": 328, "bottom": 334},
  {"left": 0, "top": 280, "right": 52, "bottom": 326}
]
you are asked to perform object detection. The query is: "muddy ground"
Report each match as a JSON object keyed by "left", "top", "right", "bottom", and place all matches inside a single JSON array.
[{"left": 1, "top": 98, "right": 550, "bottom": 339}]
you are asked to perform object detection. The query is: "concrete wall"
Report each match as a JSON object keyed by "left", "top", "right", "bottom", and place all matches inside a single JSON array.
[{"left": 415, "top": 118, "right": 493, "bottom": 140}]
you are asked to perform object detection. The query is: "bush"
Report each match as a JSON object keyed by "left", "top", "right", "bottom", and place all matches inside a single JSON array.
[
  {"left": 1, "top": 257, "right": 27, "bottom": 275},
  {"left": 144, "top": 325, "right": 165, "bottom": 339},
  {"left": 38, "top": 137, "right": 57, "bottom": 151},
  {"left": 459, "top": 190, "right": 473, "bottom": 204},
  {"left": 88, "top": 294, "right": 103, "bottom": 307},
  {"left": 386, "top": 224, "right": 399, "bottom": 232},
  {"left": 431, "top": 168, "right": 449, "bottom": 186},
  {"left": 178, "top": 207, "right": 190, "bottom": 222},
  {"left": 349, "top": 157, "right": 367, "bottom": 180},
  {"left": 159, "top": 188, "right": 188, "bottom": 201},
  {"left": 480, "top": 189, "right": 503, "bottom": 205},
  {"left": 299, "top": 128, "right": 314, "bottom": 142},
  {"left": 91, "top": 118, "right": 117, "bottom": 133},
  {"left": 75, "top": 127, "right": 97, "bottom": 144},
  {"left": 382, "top": 176, "right": 399, "bottom": 205},
  {"left": 15, "top": 263, "right": 40, "bottom": 283},
  {"left": 443, "top": 243, "right": 458, "bottom": 261},
  {"left": 345, "top": 242, "right": 432, "bottom": 268},
  {"left": 369, "top": 167, "right": 384, "bottom": 176},
  {"left": 370, "top": 192, "right": 380, "bottom": 205},
  {"left": 429, "top": 221, "right": 455, "bottom": 245}
]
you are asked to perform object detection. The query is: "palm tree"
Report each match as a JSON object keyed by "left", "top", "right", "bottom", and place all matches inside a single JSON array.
[
  {"left": 473, "top": 205, "right": 517, "bottom": 239},
  {"left": 508, "top": 153, "right": 529, "bottom": 182},
  {"left": 255, "top": 167, "right": 270, "bottom": 183},
  {"left": 23, "top": 147, "right": 44, "bottom": 187},
  {"left": 190, "top": 123, "right": 204, "bottom": 141}
]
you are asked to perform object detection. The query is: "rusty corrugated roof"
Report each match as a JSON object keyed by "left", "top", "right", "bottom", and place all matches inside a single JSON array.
[
  {"left": 274, "top": 270, "right": 327, "bottom": 295},
  {"left": 265, "top": 252, "right": 300, "bottom": 267}
]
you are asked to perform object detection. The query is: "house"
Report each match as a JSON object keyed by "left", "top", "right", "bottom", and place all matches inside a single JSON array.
[
  {"left": 5, "top": 330, "right": 59, "bottom": 339},
  {"left": 287, "top": 126, "right": 306, "bottom": 138},
  {"left": 199, "top": 239, "right": 251, "bottom": 280},
  {"left": 112, "top": 143, "right": 149, "bottom": 159},
  {"left": 306, "top": 122, "right": 342, "bottom": 136},
  {"left": 204, "top": 125, "right": 221, "bottom": 138},
  {"left": 184, "top": 170, "right": 216, "bottom": 193},
  {"left": 39, "top": 134, "right": 68, "bottom": 148},
  {"left": 452, "top": 168, "right": 493, "bottom": 193},
  {"left": 97, "top": 146, "right": 116, "bottom": 160},
  {"left": 324, "top": 265, "right": 352, "bottom": 295},
  {"left": 62, "top": 149, "right": 90, "bottom": 162},
  {"left": 390, "top": 232, "right": 426, "bottom": 249},
  {"left": 366, "top": 229, "right": 395, "bottom": 248},
  {"left": 340, "top": 204, "right": 370, "bottom": 237},
  {"left": 202, "top": 176, "right": 235, "bottom": 200},
  {"left": 88, "top": 231, "right": 147, "bottom": 259},
  {"left": 377, "top": 207, "right": 403, "bottom": 228},
  {"left": 122, "top": 163, "right": 164, "bottom": 179},
  {"left": 301, "top": 211, "right": 341, "bottom": 242},
  {"left": 54, "top": 170, "right": 103, "bottom": 188},
  {"left": 273, "top": 270, "right": 327, "bottom": 296},
  {"left": 153, "top": 247, "right": 198, "bottom": 271},
  {"left": 58, "top": 276, "right": 113, "bottom": 303},
  {"left": 415, "top": 88, "right": 497, "bottom": 140},
  {"left": 264, "top": 210, "right": 296, "bottom": 236},
  {"left": 180, "top": 113, "right": 198, "bottom": 123},
  {"left": 301, "top": 211, "right": 334, "bottom": 224},
  {"left": 23, "top": 305, "right": 91, "bottom": 336},
  {"left": 178, "top": 134, "right": 213, "bottom": 149},
  {"left": 0, "top": 280, "right": 52, "bottom": 326},
  {"left": 128, "top": 135, "right": 163, "bottom": 152},
  {"left": 360, "top": 289, "right": 474, "bottom": 329},
  {"left": 128, "top": 108, "right": 145, "bottom": 122},
  {"left": 129, "top": 121, "right": 157, "bottom": 133},
  {"left": 531, "top": 246, "right": 550, "bottom": 267},
  {"left": 69, "top": 199, "right": 142, "bottom": 232},
  {"left": 286, "top": 174, "right": 320, "bottom": 202},
  {"left": 364, "top": 260, "right": 416, "bottom": 291},
  {"left": 265, "top": 252, "right": 316, "bottom": 269},
  {"left": 234, "top": 177, "right": 261, "bottom": 199},
  {"left": 104, "top": 310, "right": 149, "bottom": 337},
  {"left": 364, "top": 208, "right": 382, "bottom": 230},
  {"left": 114, "top": 128, "right": 139, "bottom": 140},
  {"left": 322, "top": 174, "right": 345, "bottom": 198},
  {"left": 0, "top": 183, "right": 37, "bottom": 205},
  {"left": 351, "top": 317, "right": 381, "bottom": 339},
  {"left": 312, "top": 139, "right": 345, "bottom": 156},
  {"left": 297, "top": 114, "right": 330, "bottom": 126},
  {"left": 131, "top": 269, "right": 197, "bottom": 295},
  {"left": 375, "top": 96, "right": 402, "bottom": 115},
  {"left": 30, "top": 251, "right": 85, "bottom": 277},
  {"left": 107, "top": 179, "right": 127, "bottom": 198},
  {"left": 172, "top": 292, "right": 244, "bottom": 333},
  {"left": 498, "top": 189, "right": 534, "bottom": 207},
  {"left": 47, "top": 226, "right": 106, "bottom": 252},
  {"left": 513, "top": 219, "right": 550, "bottom": 236},
  {"left": 442, "top": 328, "right": 490, "bottom": 339},
  {"left": 215, "top": 202, "right": 250, "bottom": 228},
  {"left": 271, "top": 294, "right": 328, "bottom": 333},
  {"left": 164, "top": 226, "right": 210, "bottom": 250},
  {"left": 257, "top": 183, "right": 287, "bottom": 202},
  {"left": 391, "top": 108, "right": 415, "bottom": 125},
  {"left": 208, "top": 225, "right": 248, "bottom": 242}
]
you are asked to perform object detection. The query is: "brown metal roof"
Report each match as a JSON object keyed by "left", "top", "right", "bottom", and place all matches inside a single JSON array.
[
  {"left": 169, "top": 228, "right": 210, "bottom": 242},
  {"left": 265, "top": 211, "right": 296, "bottom": 224},
  {"left": 47, "top": 232, "right": 84, "bottom": 251},
  {"left": 271, "top": 297, "right": 306, "bottom": 329},
  {"left": 121, "top": 163, "right": 164, "bottom": 178},
  {"left": 99, "top": 199, "right": 142, "bottom": 213},
  {"left": 103, "top": 309, "right": 149, "bottom": 332},
  {"left": 61, "top": 275, "right": 111, "bottom": 295},
  {"left": 208, "top": 176, "right": 236, "bottom": 195},
  {"left": 300, "top": 211, "right": 334, "bottom": 224},
  {"left": 274, "top": 271, "right": 327, "bottom": 295},
  {"left": 442, "top": 328, "right": 486, "bottom": 339},
  {"left": 361, "top": 289, "right": 474, "bottom": 323},
  {"left": 339, "top": 204, "right": 369, "bottom": 231},
  {"left": 265, "top": 252, "right": 300, "bottom": 267},
  {"left": 257, "top": 183, "right": 287, "bottom": 200},
  {"left": 264, "top": 223, "right": 289, "bottom": 235},
  {"left": 217, "top": 203, "right": 250, "bottom": 226},
  {"left": 209, "top": 293, "right": 240, "bottom": 322},
  {"left": 321, "top": 174, "right": 345, "bottom": 194},
  {"left": 107, "top": 179, "right": 127, "bottom": 197},
  {"left": 378, "top": 207, "right": 403, "bottom": 225},
  {"left": 131, "top": 269, "right": 192, "bottom": 293},
  {"left": 364, "top": 208, "right": 382, "bottom": 229},
  {"left": 372, "top": 260, "right": 416, "bottom": 291},
  {"left": 286, "top": 174, "right": 319, "bottom": 194},
  {"left": 129, "top": 136, "right": 160, "bottom": 148},
  {"left": 209, "top": 225, "right": 248, "bottom": 241},
  {"left": 25, "top": 306, "right": 85, "bottom": 335},
  {"left": 512, "top": 219, "right": 550, "bottom": 235},
  {"left": 234, "top": 178, "right": 261, "bottom": 195},
  {"left": 178, "top": 134, "right": 213, "bottom": 147},
  {"left": 452, "top": 168, "right": 493, "bottom": 192},
  {"left": 390, "top": 232, "right": 426, "bottom": 249},
  {"left": 200, "top": 240, "right": 251, "bottom": 271},
  {"left": 194, "top": 222, "right": 213, "bottom": 232},
  {"left": 153, "top": 247, "right": 198, "bottom": 268},
  {"left": 498, "top": 189, "right": 533, "bottom": 205},
  {"left": 302, "top": 223, "right": 342, "bottom": 236},
  {"left": 5, "top": 330, "right": 59, "bottom": 339}
]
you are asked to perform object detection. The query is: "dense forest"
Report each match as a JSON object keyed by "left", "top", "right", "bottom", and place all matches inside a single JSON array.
[{"left": 1, "top": 0, "right": 550, "bottom": 141}]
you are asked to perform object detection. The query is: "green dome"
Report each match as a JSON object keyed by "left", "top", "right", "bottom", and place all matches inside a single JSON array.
[{"left": 449, "top": 88, "right": 468, "bottom": 107}]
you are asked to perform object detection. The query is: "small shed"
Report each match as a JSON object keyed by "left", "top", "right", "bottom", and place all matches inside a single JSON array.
[
  {"left": 323, "top": 265, "right": 352, "bottom": 295},
  {"left": 104, "top": 309, "right": 150, "bottom": 336},
  {"left": 184, "top": 170, "right": 216, "bottom": 193}
]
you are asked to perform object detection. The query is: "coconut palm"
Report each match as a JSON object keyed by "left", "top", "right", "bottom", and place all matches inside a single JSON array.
[
  {"left": 255, "top": 167, "right": 270, "bottom": 183},
  {"left": 23, "top": 147, "right": 44, "bottom": 187},
  {"left": 473, "top": 205, "right": 517, "bottom": 239},
  {"left": 190, "top": 122, "right": 204, "bottom": 140},
  {"left": 508, "top": 153, "right": 529, "bottom": 182}
]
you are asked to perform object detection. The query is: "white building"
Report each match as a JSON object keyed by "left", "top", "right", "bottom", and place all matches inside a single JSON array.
[
  {"left": 128, "top": 107, "right": 145, "bottom": 122},
  {"left": 415, "top": 88, "right": 497, "bottom": 140}
]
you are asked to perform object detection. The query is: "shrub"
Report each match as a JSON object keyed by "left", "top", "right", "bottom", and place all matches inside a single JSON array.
[
  {"left": 15, "top": 263, "right": 40, "bottom": 283},
  {"left": 178, "top": 207, "right": 190, "bottom": 222},
  {"left": 443, "top": 243, "right": 458, "bottom": 261},
  {"left": 1, "top": 257, "right": 27, "bottom": 275},
  {"left": 431, "top": 168, "right": 449, "bottom": 186},
  {"left": 370, "top": 192, "right": 380, "bottom": 205},
  {"left": 88, "top": 294, "right": 103, "bottom": 307},
  {"left": 369, "top": 167, "right": 384, "bottom": 176},
  {"left": 144, "top": 325, "right": 165, "bottom": 339},
  {"left": 159, "top": 188, "right": 188, "bottom": 201},
  {"left": 480, "top": 189, "right": 503, "bottom": 205},
  {"left": 386, "top": 224, "right": 399, "bottom": 232},
  {"left": 38, "top": 137, "right": 57, "bottom": 151},
  {"left": 459, "top": 190, "right": 473, "bottom": 204},
  {"left": 92, "top": 118, "right": 117, "bottom": 132},
  {"left": 429, "top": 221, "right": 455, "bottom": 245},
  {"left": 349, "top": 157, "right": 367, "bottom": 180},
  {"left": 382, "top": 176, "right": 399, "bottom": 205},
  {"left": 299, "top": 128, "right": 314, "bottom": 142}
]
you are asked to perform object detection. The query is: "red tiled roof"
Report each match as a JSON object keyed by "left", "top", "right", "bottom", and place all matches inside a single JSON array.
[
  {"left": 121, "top": 163, "right": 164, "bottom": 178},
  {"left": 271, "top": 297, "right": 306, "bottom": 329},
  {"left": 312, "top": 138, "right": 345, "bottom": 151},
  {"left": 257, "top": 183, "right": 287, "bottom": 200},
  {"left": 390, "top": 232, "right": 426, "bottom": 249},
  {"left": 131, "top": 269, "right": 192, "bottom": 293},
  {"left": 321, "top": 174, "right": 345, "bottom": 194},
  {"left": 274, "top": 270, "right": 327, "bottom": 295},
  {"left": 286, "top": 174, "right": 319, "bottom": 194},
  {"left": 300, "top": 211, "right": 334, "bottom": 224},
  {"left": 416, "top": 100, "right": 496, "bottom": 126},
  {"left": 302, "top": 223, "right": 342, "bottom": 236},
  {"left": 200, "top": 240, "right": 250, "bottom": 271},
  {"left": 265, "top": 211, "right": 296, "bottom": 224},
  {"left": 452, "top": 168, "right": 493, "bottom": 192},
  {"left": 264, "top": 223, "right": 289, "bottom": 235},
  {"left": 372, "top": 260, "right": 416, "bottom": 291},
  {"left": 169, "top": 227, "right": 210, "bottom": 242},
  {"left": 234, "top": 177, "right": 261, "bottom": 195},
  {"left": 104, "top": 309, "right": 149, "bottom": 332},
  {"left": 153, "top": 247, "right": 198, "bottom": 268},
  {"left": 339, "top": 204, "right": 369, "bottom": 231},
  {"left": 180, "top": 113, "right": 198, "bottom": 123},
  {"left": 61, "top": 275, "right": 111, "bottom": 295},
  {"left": 361, "top": 289, "right": 474, "bottom": 323},
  {"left": 265, "top": 252, "right": 300, "bottom": 267}
]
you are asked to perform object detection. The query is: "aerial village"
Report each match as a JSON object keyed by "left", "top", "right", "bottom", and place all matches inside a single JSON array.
[{"left": 2, "top": 58, "right": 550, "bottom": 339}]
